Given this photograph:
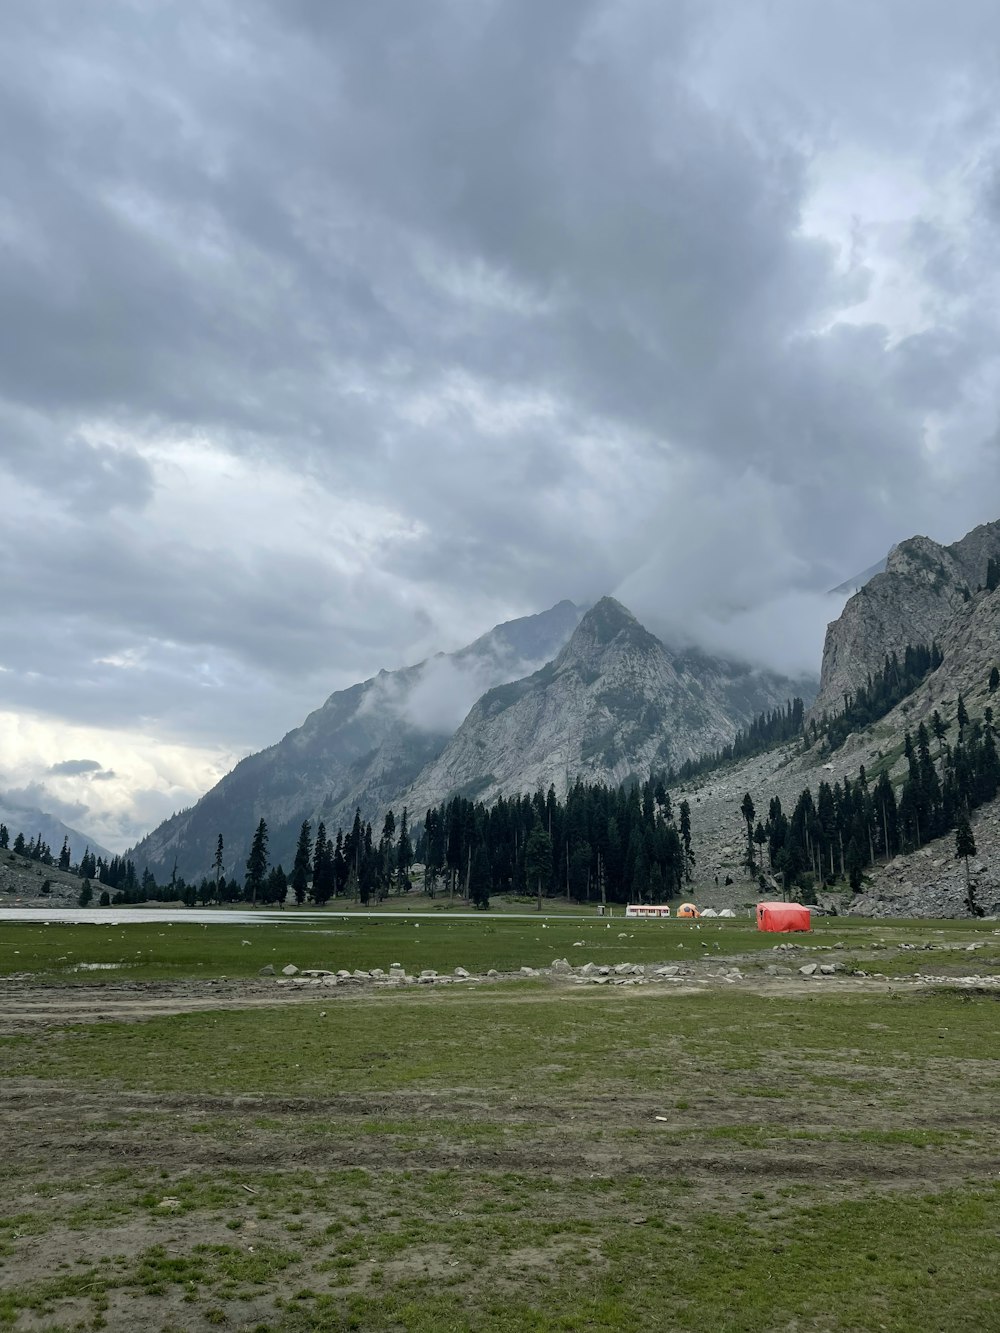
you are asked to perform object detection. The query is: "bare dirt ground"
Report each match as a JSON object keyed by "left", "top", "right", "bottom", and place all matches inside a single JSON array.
[{"left": 0, "top": 966, "right": 966, "bottom": 1036}]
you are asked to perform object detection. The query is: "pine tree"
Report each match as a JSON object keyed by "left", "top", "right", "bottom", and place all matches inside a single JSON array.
[
  {"left": 524, "top": 818, "right": 553, "bottom": 912},
  {"left": 678, "top": 800, "right": 695, "bottom": 882},
  {"left": 212, "top": 835, "right": 224, "bottom": 889},
  {"left": 245, "top": 819, "right": 269, "bottom": 906},
  {"left": 396, "top": 808, "right": 413, "bottom": 892},
  {"left": 955, "top": 818, "right": 976, "bottom": 888},
  {"left": 989, "top": 667, "right": 999, "bottom": 694},
  {"left": 0, "top": 824, "right": 7, "bottom": 849},
  {"left": 740, "top": 793, "right": 756, "bottom": 875},
  {"left": 291, "top": 820, "right": 312, "bottom": 906},
  {"left": 469, "top": 844, "right": 491, "bottom": 910},
  {"left": 59, "top": 837, "right": 71, "bottom": 872}
]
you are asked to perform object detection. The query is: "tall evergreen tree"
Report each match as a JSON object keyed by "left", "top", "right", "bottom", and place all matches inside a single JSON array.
[
  {"left": 245, "top": 819, "right": 269, "bottom": 906},
  {"left": 396, "top": 808, "right": 413, "bottom": 892},
  {"left": 291, "top": 820, "right": 312, "bottom": 906},
  {"left": 524, "top": 817, "right": 553, "bottom": 912},
  {"left": 740, "top": 793, "right": 756, "bottom": 875},
  {"left": 955, "top": 818, "right": 976, "bottom": 888}
]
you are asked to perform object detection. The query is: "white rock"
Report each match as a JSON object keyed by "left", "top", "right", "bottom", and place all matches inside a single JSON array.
[{"left": 281, "top": 964, "right": 299, "bottom": 976}]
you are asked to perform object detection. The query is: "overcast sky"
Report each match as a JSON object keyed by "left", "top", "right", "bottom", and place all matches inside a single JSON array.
[{"left": 2, "top": 0, "right": 999, "bottom": 852}]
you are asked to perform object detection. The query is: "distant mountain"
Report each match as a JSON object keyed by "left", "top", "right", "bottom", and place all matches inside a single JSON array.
[
  {"left": 0, "top": 797, "right": 112, "bottom": 864},
  {"left": 813, "top": 520, "right": 1000, "bottom": 718},
  {"left": 127, "top": 601, "right": 583, "bottom": 881},
  {"left": 402, "top": 597, "right": 815, "bottom": 813}
]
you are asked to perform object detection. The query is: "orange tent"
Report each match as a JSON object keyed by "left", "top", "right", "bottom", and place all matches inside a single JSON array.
[
  {"left": 676, "top": 902, "right": 700, "bottom": 919},
  {"left": 756, "top": 901, "right": 811, "bottom": 932}
]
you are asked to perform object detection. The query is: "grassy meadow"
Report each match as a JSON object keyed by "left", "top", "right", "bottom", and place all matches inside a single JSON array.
[
  {"left": 0, "top": 913, "right": 998, "bottom": 1330},
  {"left": 2, "top": 910, "right": 999, "bottom": 982}
]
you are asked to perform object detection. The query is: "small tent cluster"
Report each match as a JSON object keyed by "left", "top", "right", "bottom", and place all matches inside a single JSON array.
[{"left": 756, "top": 901, "right": 811, "bottom": 933}]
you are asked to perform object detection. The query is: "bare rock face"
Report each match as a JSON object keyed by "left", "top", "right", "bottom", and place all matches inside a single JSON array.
[
  {"left": 402, "top": 598, "right": 810, "bottom": 813},
  {"left": 813, "top": 521, "right": 1000, "bottom": 719}
]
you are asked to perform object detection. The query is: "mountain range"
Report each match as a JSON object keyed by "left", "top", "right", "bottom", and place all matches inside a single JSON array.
[
  {"left": 127, "top": 596, "right": 814, "bottom": 881},
  {"left": 0, "top": 796, "right": 112, "bottom": 865}
]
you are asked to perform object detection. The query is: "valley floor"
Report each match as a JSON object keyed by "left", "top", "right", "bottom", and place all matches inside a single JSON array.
[{"left": 0, "top": 921, "right": 998, "bottom": 1331}]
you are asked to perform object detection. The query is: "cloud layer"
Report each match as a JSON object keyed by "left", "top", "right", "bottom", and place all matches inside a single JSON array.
[{"left": 1, "top": 0, "right": 998, "bottom": 848}]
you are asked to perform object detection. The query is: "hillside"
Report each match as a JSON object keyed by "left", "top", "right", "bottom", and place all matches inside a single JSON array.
[
  {"left": 673, "top": 568, "right": 1000, "bottom": 917},
  {"left": 127, "top": 601, "right": 582, "bottom": 881}
]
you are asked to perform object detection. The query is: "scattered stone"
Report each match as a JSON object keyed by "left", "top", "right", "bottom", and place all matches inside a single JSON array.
[
  {"left": 655, "top": 965, "right": 680, "bottom": 977},
  {"left": 487, "top": 969, "right": 500, "bottom": 978},
  {"left": 799, "top": 963, "right": 818, "bottom": 977},
  {"left": 551, "top": 958, "right": 572, "bottom": 973},
  {"left": 819, "top": 964, "right": 837, "bottom": 975},
  {"left": 454, "top": 967, "right": 470, "bottom": 978},
  {"left": 258, "top": 964, "right": 275, "bottom": 977},
  {"left": 281, "top": 964, "right": 299, "bottom": 977},
  {"left": 614, "top": 962, "right": 632, "bottom": 975},
  {"left": 519, "top": 966, "right": 540, "bottom": 977},
  {"left": 336, "top": 970, "right": 351, "bottom": 979}
]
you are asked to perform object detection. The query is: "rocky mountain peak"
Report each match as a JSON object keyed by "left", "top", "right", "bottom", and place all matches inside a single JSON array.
[
  {"left": 559, "top": 596, "right": 660, "bottom": 661},
  {"left": 813, "top": 518, "right": 1000, "bottom": 719}
]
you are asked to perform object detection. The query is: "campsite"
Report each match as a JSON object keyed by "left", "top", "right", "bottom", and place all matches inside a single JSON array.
[{"left": 1, "top": 910, "right": 998, "bottom": 1331}]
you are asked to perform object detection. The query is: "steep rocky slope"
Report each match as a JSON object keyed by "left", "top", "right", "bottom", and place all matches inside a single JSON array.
[
  {"left": 812, "top": 520, "right": 1000, "bottom": 719},
  {"left": 674, "top": 577, "right": 1000, "bottom": 916},
  {"left": 402, "top": 597, "right": 813, "bottom": 813},
  {"left": 128, "top": 601, "right": 582, "bottom": 881}
]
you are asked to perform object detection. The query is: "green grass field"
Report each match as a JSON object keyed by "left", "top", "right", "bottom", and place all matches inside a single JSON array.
[
  {"left": 3, "top": 912, "right": 998, "bottom": 982},
  {"left": 0, "top": 916, "right": 998, "bottom": 1330}
]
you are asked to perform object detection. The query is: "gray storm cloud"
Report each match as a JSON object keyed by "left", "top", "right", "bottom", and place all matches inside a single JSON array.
[{"left": 0, "top": 0, "right": 998, "bottom": 847}]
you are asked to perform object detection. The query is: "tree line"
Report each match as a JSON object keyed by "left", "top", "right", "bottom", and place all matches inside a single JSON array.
[
  {"left": 739, "top": 695, "right": 999, "bottom": 902},
  {"left": 666, "top": 698, "right": 805, "bottom": 785},
  {"left": 811, "top": 643, "right": 941, "bottom": 754}
]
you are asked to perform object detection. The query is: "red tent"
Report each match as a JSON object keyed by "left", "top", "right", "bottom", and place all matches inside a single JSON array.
[{"left": 756, "top": 901, "right": 811, "bottom": 933}]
